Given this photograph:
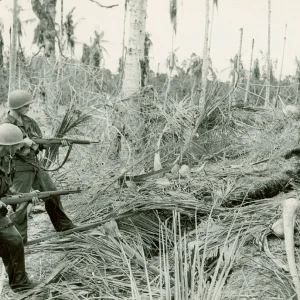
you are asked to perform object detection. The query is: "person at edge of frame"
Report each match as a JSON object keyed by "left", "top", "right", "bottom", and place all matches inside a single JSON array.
[
  {"left": 1, "top": 89, "right": 77, "bottom": 244},
  {"left": 0, "top": 123, "right": 40, "bottom": 292}
]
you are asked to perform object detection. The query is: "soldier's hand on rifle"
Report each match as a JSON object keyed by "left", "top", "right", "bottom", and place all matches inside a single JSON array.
[
  {"left": 23, "top": 137, "right": 35, "bottom": 147},
  {"left": 0, "top": 201, "right": 7, "bottom": 209},
  {"left": 31, "top": 190, "right": 42, "bottom": 206},
  {"left": 61, "top": 139, "right": 71, "bottom": 147}
]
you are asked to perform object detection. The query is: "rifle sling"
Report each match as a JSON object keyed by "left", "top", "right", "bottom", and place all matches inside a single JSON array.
[{"left": 16, "top": 145, "right": 73, "bottom": 172}]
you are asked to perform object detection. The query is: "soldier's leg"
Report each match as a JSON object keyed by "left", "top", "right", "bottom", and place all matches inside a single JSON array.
[
  {"left": 33, "top": 169, "right": 75, "bottom": 232},
  {"left": 0, "top": 223, "right": 28, "bottom": 289},
  {"left": 9, "top": 170, "right": 36, "bottom": 244}
]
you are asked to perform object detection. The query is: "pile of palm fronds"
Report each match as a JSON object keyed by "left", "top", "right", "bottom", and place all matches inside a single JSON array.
[{"left": 22, "top": 190, "right": 296, "bottom": 300}]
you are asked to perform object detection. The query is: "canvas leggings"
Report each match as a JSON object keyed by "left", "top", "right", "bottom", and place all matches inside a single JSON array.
[
  {"left": 9, "top": 164, "right": 74, "bottom": 244},
  {"left": 0, "top": 221, "right": 28, "bottom": 288}
]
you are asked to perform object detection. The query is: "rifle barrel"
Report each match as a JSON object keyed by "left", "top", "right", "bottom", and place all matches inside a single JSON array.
[
  {"left": 32, "top": 138, "right": 99, "bottom": 145},
  {"left": 1, "top": 189, "right": 82, "bottom": 205}
]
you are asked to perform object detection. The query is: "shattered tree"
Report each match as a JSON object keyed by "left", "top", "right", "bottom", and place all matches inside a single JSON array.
[{"left": 31, "top": 0, "right": 57, "bottom": 58}]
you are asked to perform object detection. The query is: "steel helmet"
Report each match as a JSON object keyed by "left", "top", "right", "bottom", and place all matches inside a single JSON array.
[
  {"left": 8, "top": 89, "right": 34, "bottom": 109},
  {"left": 0, "top": 124, "right": 24, "bottom": 145}
]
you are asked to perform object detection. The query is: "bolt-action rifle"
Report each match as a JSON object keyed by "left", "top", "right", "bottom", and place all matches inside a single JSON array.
[
  {"left": 0, "top": 189, "right": 82, "bottom": 205},
  {"left": 32, "top": 137, "right": 99, "bottom": 145}
]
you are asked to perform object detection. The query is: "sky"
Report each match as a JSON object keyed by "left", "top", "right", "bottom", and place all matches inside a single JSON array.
[{"left": 0, "top": 0, "right": 300, "bottom": 81}]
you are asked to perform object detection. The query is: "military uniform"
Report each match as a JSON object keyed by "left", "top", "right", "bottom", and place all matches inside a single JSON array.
[
  {"left": 2, "top": 113, "right": 74, "bottom": 243},
  {"left": 0, "top": 156, "right": 30, "bottom": 290}
]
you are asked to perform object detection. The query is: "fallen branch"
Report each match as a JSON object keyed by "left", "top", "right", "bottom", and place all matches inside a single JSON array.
[{"left": 26, "top": 212, "right": 136, "bottom": 246}]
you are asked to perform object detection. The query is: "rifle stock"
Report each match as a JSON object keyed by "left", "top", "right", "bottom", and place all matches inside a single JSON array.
[
  {"left": 1, "top": 189, "right": 82, "bottom": 205},
  {"left": 32, "top": 137, "right": 99, "bottom": 145}
]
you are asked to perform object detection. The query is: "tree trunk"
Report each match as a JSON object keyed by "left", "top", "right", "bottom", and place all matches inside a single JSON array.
[
  {"left": 198, "top": 0, "right": 210, "bottom": 110},
  {"left": 207, "top": 0, "right": 215, "bottom": 60},
  {"left": 165, "top": 32, "right": 175, "bottom": 104},
  {"left": 121, "top": 0, "right": 147, "bottom": 98},
  {"left": 61, "top": 0, "right": 64, "bottom": 41},
  {"left": 232, "top": 28, "right": 243, "bottom": 107},
  {"left": 9, "top": 0, "right": 18, "bottom": 92},
  {"left": 120, "top": 0, "right": 147, "bottom": 157},
  {"left": 118, "top": 1, "right": 128, "bottom": 88},
  {"left": 296, "top": 66, "right": 300, "bottom": 105},
  {"left": 0, "top": 27, "right": 4, "bottom": 68},
  {"left": 275, "top": 24, "right": 287, "bottom": 107},
  {"left": 244, "top": 39, "right": 254, "bottom": 106},
  {"left": 237, "top": 28, "right": 243, "bottom": 74},
  {"left": 265, "top": 0, "right": 271, "bottom": 107},
  {"left": 31, "top": 0, "right": 57, "bottom": 59}
]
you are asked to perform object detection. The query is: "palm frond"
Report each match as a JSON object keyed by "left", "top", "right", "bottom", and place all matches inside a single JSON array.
[{"left": 41, "top": 107, "right": 92, "bottom": 168}]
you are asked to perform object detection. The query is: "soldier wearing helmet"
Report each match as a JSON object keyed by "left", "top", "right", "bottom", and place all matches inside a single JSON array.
[
  {"left": 0, "top": 123, "right": 39, "bottom": 292},
  {"left": 2, "top": 90, "right": 76, "bottom": 244}
]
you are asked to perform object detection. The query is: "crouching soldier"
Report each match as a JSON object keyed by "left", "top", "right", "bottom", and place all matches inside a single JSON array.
[
  {"left": 2, "top": 89, "right": 76, "bottom": 244},
  {"left": 0, "top": 123, "right": 38, "bottom": 292}
]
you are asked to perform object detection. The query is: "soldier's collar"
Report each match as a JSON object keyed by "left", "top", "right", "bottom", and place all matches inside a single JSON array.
[
  {"left": 7, "top": 111, "right": 23, "bottom": 126},
  {"left": 0, "top": 155, "right": 11, "bottom": 173}
]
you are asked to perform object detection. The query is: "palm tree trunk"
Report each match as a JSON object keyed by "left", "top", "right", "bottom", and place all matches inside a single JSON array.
[
  {"left": 265, "top": 0, "right": 271, "bottom": 107},
  {"left": 0, "top": 30, "right": 3, "bottom": 69},
  {"left": 119, "top": 0, "right": 128, "bottom": 88},
  {"left": 198, "top": 0, "right": 210, "bottom": 110},
  {"left": 60, "top": 0, "right": 64, "bottom": 41},
  {"left": 237, "top": 28, "right": 243, "bottom": 74},
  {"left": 275, "top": 24, "right": 287, "bottom": 107},
  {"left": 121, "top": 0, "right": 147, "bottom": 98},
  {"left": 165, "top": 31, "right": 175, "bottom": 103},
  {"left": 231, "top": 28, "right": 243, "bottom": 107},
  {"left": 121, "top": 0, "right": 147, "bottom": 157},
  {"left": 296, "top": 67, "right": 300, "bottom": 105},
  {"left": 9, "top": 0, "right": 18, "bottom": 92},
  {"left": 207, "top": 1, "right": 215, "bottom": 60},
  {"left": 244, "top": 39, "right": 254, "bottom": 106}
]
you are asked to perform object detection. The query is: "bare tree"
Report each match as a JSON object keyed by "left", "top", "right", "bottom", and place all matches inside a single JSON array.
[
  {"left": 198, "top": 0, "right": 217, "bottom": 109},
  {"left": 121, "top": 0, "right": 147, "bottom": 98},
  {"left": 274, "top": 24, "right": 287, "bottom": 107},
  {"left": 9, "top": 0, "right": 18, "bottom": 92},
  {"left": 113, "top": 0, "right": 147, "bottom": 160},
  {"left": 0, "top": 21, "right": 4, "bottom": 69},
  {"left": 265, "top": 0, "right": 271, "bottom": 107},
  {"left": 244, "top": 39, "right": 254, "bottom": 106},
  {"left": 31, "top": 0, "right": 57, "bottom": 58}
]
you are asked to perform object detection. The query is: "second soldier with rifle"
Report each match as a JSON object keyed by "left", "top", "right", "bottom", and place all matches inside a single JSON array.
[
  {"left": 2, "top": 89, "right": 77, "bottom": 244},
  {"left": 0, "top": 123, "right": 39, "bottom": 292}
]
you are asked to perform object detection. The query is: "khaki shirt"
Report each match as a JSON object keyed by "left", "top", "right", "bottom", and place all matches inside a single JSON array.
[
  {"left": 2, "top": 112, "right": 43, "bottom": 159},
  {"left": 0, "top": 156, "right": 13, "bottom": 226}
]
